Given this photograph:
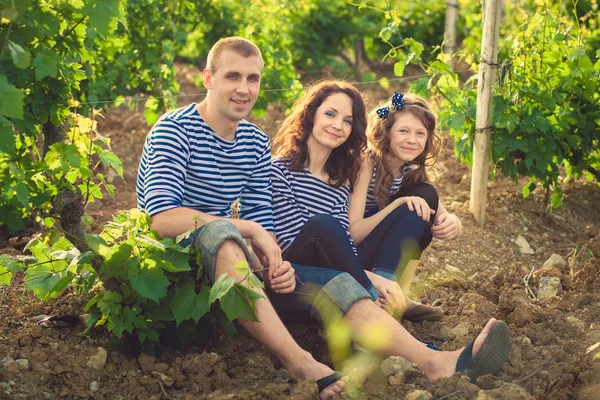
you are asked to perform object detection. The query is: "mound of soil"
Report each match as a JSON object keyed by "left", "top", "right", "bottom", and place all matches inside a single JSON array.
[{"left": 1, "top": 64, "right": 599, "bottom": 399}]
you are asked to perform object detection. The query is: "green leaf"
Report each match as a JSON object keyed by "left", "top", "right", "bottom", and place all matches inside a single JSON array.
[
  {"left": 127, "top": 259, "right": 170, "bottom": 303},
  {"left": 100, "top": 243, "right": 133, "bottom": 277},
  {"left": 393, "top": 61, "right": 405, "bottom": 77},
  {"left": 410, "top": 77, "right": 430, "bottom": 98},
  {"left": 220, "top": 284, "right": 264, "bottom": 322},
  {"left": 155, "top": 250, "right": 191, "bottom": 272},
  {"left": 88, "top": 0, "right": 124, "bottom": 37},
  {"left": 0, "top": 74, "right": 25, "bottom": 120},
  {"left": 248, "top": 273, "right": 264, "bottom": 289},
  {"left": 145, "top": 297, "right": 174, "bottom": 322},
  {"left": 32, "top": 50, "right": 59, "bottom": 80},
  {"left": 0, "top": 265, "right": 12, "bottom": 285},
  {"left": 85, "top": 234, "right": 107, "bottom": 252},
  {"left": 98, "top": 290, "right": 123, "bottom": 316},
  {"left": 98, "top": 151, "right": 123, "bottom": 178},
  {"left": 15, "top": 182, "right": 30, "bottom": 209},
  {"left": 209, "top": 273, "right": 235, "bottom": 305},
  {"left": 8, "top": 41, "right": 30, "bottom": 69},
  {"left": 25, "top": 264, "right": 61, "bottom": 301},
  {"left": 0, "top": 125, "right": 15, "bottom": 154},
  {"left": 68, "top": 251, "right": 95, "bottom": 271},
  {"left": 84, "top": 292, "right": 102, "bottom": 312},
  {"left": 171, "top": 281, "right": 210, "bottom": 325},
  {"left": 233, "top": 260, "right": 249, "bottom": 274}
]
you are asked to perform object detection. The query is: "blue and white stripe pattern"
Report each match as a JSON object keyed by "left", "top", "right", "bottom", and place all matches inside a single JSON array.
[
  {"left": 271, "top": 158, "right": 355, "bottom": 253},
  {"left": 136, "top": 103, "right": 274, "bottom": 231},
  {"left": 364, "top": 162, "right": 413, "bottom": 213}
]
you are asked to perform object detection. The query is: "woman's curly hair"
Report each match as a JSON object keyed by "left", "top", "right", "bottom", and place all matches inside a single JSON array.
[
  {"left": 272, "top": 79, "right": 368, "bottom": 191},
  {"left": 367, "top": 93, "right": 441, "bottom": 208}
]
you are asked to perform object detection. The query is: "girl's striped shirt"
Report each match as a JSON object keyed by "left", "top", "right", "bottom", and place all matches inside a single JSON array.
[
  {"left": 364, "top": 162, "right": 414, "bottom": 213},
  {"left": 136, "top": 103, "right": 274, "bottom": 231}
]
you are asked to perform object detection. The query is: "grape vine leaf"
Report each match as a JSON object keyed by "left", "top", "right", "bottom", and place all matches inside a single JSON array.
[
  {"left": 127, "top": 259, "right": 169, "bottom": 303},
  {"left": 209, "top": 273, "right": 235, "bottom": 305},
  {"left": 170, "top": 281, "right": 210, "bottom": 325},
  {"left": 0, "top": 75, "right": 25, "bottom": 119},
  {"left": 220, "top": 285, "right": 264, "bottom": 322}
]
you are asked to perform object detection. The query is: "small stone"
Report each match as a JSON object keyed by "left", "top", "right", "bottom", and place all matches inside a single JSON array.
[
  {"left": 450, "top": 201, "right": 462, "bottom": 210},
  {"left": 388, "top": 372, "right": 406, "bottom": 386},
  {"left": 521, "top": 336, "right": 532, "bottom": 346},
  {"left": 481, "top": 383, "right": 532, "bottom": 399},
  {"left": 86, "top": 347, "right": 108, "bottom": 370},
  {"left": 590, "top": 330, "right": 600, "bottom": 343},
  {"left": 543, "top": 254, "right": 567, "bottom": 272},
  {"left": 567, "top": 316, "right": 586, "bottom": 330},
  {"left": 151, "top": 371, "right": 174, "bottom": 387},
  {"left": 476, "top": 374, "right": 502, "bottom": 390},
  {"left": 515, "top": 235, "right": 535, "bottom": 255},
  {"left": 85, "top": 200, "right": 103, "bottom": 213},
  {"left": 15, "top": 359, "right": 29, "bottom": 371},
  {"left": 2, "top": 357, "right": 19, "bottom": 374},
  {"left": 406, "top": 389, "right": 433, "bottom": 400},
  {"left": 49, "top": 343, "right": 59, "bottom": 350},
  {"left": 127, "top": 370, "right": 137, "bottom": 378},
  {"left": 0, "top": 382, "right": 11, "bottom": 391},
  {"left": 380, "top": 356, "right": 416, "bottom": 377},
  {"left": 537, "top": 276, "right": 562, "bottom": 300},
  {"left": 445, "top": 264, "right": 462, "bottom": 274},
  {"left": 89, "top": 381, "right": 100, "bottom": 392},
  {"left": 449, "top": 322, "right": 472, "bottom": 339},
  {"left": 106, "top": 168, "right": 120, "bottom": 184},
  {"left": 43, "top": 392, "right": 54, "bottom": 399}
]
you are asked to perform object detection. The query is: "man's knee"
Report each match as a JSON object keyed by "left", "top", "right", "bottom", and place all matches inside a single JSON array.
[
  {"left": 195, "top": 220, "right": 253, "bottom": 282},
  {"left": 313, "top": 272, "right": 372, "bottom": 319}
]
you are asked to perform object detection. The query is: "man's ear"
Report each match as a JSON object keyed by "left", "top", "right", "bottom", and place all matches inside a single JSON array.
[{"left": 203, "top": 68, "right": 212, "bottom": 90}]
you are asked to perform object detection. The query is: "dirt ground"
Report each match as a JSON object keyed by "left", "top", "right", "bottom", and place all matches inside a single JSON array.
[{"left": 1, "top": 64, "right": 599, "bottom": 399}]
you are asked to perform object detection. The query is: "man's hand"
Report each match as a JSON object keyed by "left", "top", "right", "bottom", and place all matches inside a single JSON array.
[
  {"left": 264, "top": 261, "right": 296, "bottom": 294},
  {"left": 431, "top": 213, "right": 462, "bottom": 240},
  {"left": 250, "top": 228, "right": 283, "bottom": 280}
]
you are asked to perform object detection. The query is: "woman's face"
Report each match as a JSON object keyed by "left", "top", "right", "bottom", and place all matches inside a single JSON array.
[
  {"left": 308, "top": 92, "right": 354, "bottom": 150},
  {"left": 387, "top": 111, "right": 428, "bottom": 163}
]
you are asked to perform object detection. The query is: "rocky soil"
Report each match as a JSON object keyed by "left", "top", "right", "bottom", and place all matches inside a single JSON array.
[{"left": 1, "top": 64, "right": 599, "bottom": 399}]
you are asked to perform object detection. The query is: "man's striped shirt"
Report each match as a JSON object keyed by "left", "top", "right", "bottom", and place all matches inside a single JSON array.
[
  {"left": 364, "top": 162, "right": 414, "bottom": 213},
  {"left": 271, "top": 158, "right": 355, "bottom": 253},
  {"left": 136, "top": 103, "right": 274, "bottom": 231}
]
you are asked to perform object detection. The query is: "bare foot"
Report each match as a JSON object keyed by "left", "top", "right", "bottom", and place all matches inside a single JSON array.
[
  {"left": 425, "top": 318, "right": 498, "bottom": 380},
  {"left": 285, "top": 350, "right": 347, "bottom": 400}
]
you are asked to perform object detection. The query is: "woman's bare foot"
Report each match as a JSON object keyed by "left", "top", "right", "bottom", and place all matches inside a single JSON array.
[
  {"left": 285, "top": 350, "right": 348, "bottom": 400},
  {"left": 423, "top": 318, "right": 498, "bottom": 380}
]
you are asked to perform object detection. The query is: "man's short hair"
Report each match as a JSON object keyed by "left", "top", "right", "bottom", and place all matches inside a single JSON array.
[{"left": 207, "top": 37, "right": 263, "bottom": 73}]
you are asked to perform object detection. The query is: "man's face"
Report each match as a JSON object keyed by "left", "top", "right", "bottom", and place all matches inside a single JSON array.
[{"left": 204, "top": 50, "right": 262, "bottom": 122}]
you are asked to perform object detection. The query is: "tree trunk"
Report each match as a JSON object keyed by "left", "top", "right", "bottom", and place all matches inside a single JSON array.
[
  {"left": 42, "top": 120, "right": 62, "bottom": 156},
  {"left": 444, "top": 1, "right": 459, "bottom": 67}
]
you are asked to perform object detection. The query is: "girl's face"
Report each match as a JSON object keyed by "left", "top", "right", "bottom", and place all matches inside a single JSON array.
[
  {"left": 308, "top": 92, "right": 354, "bottom": 150},
  {"left": 388, "top": 111, "right": 428, "bottom": 163}
]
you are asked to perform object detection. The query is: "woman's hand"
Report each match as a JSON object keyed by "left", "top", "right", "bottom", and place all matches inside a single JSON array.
[
  {"left": 431, "top": 213, "right": 462, "bottom": 240},
  {"left": 368, "top": 273, "right": 406, "bottom": 313},
  {"left": 265, "top": 261, "right": 296, "bottom": 294},
  {"left": 395, "top": 196, "right": 435, "bottom": 222}
]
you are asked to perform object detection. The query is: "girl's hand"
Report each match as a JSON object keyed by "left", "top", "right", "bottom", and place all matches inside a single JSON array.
[
  {"left": 431, "top": 213, "right": 462, "bottom": 240},
  {"left": 395, "top": 196, "right": 435, "bottom": 222},
  {"left": 265, "top": 261, "right": 296, "bottom": 294}
]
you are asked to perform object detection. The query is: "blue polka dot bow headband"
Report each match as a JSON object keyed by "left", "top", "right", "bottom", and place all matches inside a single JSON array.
[{"left": 376, "top": 92, "right": 405, "bottom": 119}]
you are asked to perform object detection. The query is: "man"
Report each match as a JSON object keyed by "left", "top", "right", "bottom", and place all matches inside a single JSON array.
[
  {"left": 137, "top": 37, "right": 510, "bottom": 398},
  {"left": 136, "top": 37, "right": 348, "bottom": 399}
]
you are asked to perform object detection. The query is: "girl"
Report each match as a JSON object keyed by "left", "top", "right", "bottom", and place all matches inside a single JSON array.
[
  {"left": 271, "top": 81, "right": 438, "bottom": 320},
  {"left": 347, "top": 93, "right": 462, "bottom": 318}
]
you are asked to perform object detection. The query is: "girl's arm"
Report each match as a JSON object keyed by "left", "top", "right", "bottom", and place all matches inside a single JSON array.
[
  {"left": 348, "top": 157, "right": 404, "bottom": 245},
  {"left": 431, "top": 201, "right": 463, "bottom": 240}
]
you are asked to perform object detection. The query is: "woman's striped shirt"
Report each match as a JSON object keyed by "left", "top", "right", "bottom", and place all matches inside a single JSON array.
[
  {"left": 271, "top": 158, "right": 355, "bottom": 253},
  {"left": 364, "top": 162, "right": 414, "bottom": 214},
  {"left": 136, "top": 103, "right": 274, "bottom": 231}
]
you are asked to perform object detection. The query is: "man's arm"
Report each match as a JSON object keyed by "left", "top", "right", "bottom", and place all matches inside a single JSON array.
[{"left": 151, "top": 207, "right": 263, "bottom": 239}]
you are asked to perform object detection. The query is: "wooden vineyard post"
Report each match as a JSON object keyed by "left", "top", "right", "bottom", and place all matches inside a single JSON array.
[
  {"left": 470, "top": 0, "right": 502, "bottom": 225},
  {"left": 443, "top": 1, "right": 459, "bottom": 67}
]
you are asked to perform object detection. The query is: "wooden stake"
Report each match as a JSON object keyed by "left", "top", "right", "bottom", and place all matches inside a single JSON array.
[
  {"left": 443, "top": 1, "right": 459, "bottom": 67},
  {"left": 470, "top": 0, "right": 502, "bottom": 225}
]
